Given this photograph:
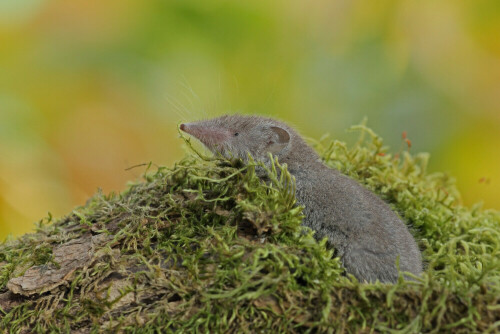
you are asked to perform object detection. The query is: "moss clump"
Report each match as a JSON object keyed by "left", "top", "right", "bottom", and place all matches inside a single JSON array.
[{"left": 0, "top": 125, "right": 499, "bottom": 333}]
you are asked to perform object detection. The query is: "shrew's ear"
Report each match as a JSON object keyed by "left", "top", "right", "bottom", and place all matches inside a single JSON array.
[{"left": 267, "top": 126, "right": 290, "bottom": 153}]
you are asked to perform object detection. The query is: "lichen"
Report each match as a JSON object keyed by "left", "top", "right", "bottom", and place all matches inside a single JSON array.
[{"left": 0, "top": 125, "right": 499, "bottom": 333}]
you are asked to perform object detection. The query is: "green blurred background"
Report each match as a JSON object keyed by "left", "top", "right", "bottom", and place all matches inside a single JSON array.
[{"left": 1, "top": 0, "right": 499, "bottom": 240}]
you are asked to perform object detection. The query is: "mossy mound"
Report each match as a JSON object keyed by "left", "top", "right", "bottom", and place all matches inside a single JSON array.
[{"left": 1, "top": 126, "right": 499, "bottom": 333}]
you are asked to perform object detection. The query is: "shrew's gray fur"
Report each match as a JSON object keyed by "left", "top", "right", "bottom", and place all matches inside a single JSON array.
[{"left": 180, "top": 115, "right": 422, "bottom": 283}]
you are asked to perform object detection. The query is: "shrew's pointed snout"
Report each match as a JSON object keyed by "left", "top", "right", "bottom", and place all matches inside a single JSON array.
[
  {"left": 180, "top": 123, "right": 195, "bottom": 136},
  {"left": 180, "top": 122, "right": 200, "bottom": 138},
  {"left": 179, "top": 122, "right": 230, "bottom": 145}
]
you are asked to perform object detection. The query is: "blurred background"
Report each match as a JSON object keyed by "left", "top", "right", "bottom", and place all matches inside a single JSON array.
[{"left": 1, "top": 0, "right": 499, "bottom": 240}]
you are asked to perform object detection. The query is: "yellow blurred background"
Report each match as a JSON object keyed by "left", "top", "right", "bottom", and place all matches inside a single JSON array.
[{"left": 1, "top": 0, "right": 499, "bottom": 240}]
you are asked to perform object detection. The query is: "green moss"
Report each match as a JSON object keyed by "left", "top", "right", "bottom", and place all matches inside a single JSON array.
[{"left": 0, "top": 125, "right": 499, "bottom": 333}]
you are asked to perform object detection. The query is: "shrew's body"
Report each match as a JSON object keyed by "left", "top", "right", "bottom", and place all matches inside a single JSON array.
[{"left": 180, "top": 115, "right": 422, "bottom": 283}]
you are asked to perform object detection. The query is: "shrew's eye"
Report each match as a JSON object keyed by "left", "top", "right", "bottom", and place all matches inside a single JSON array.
[{"left": 234, "top": 132, "right": 239, "bottom": 137}]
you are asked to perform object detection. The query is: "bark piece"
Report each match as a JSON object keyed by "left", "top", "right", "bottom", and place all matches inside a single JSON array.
[{"left": 6, "top": 234, "right": 107, "bottom": 296}]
